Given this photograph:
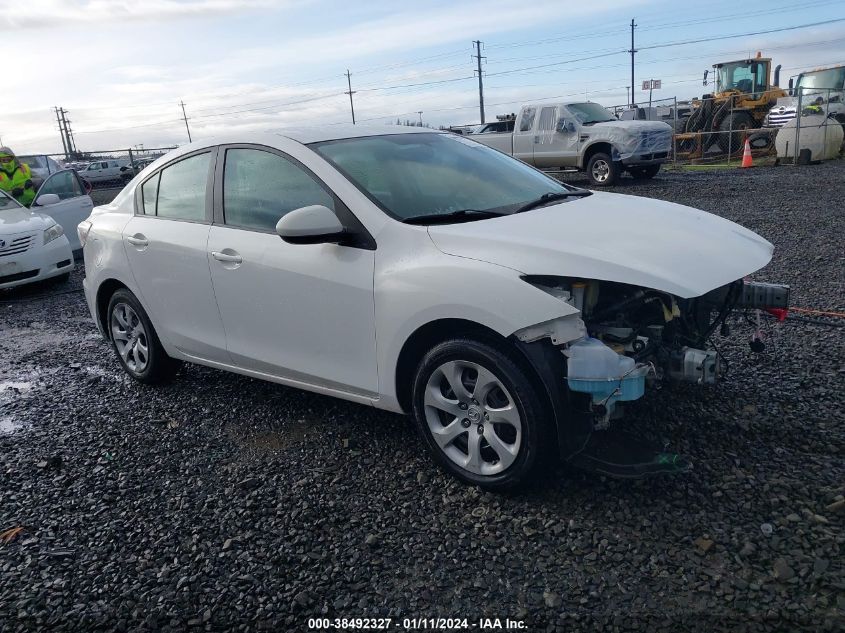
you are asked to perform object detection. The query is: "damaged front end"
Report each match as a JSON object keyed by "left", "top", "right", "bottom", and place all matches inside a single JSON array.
[{"left": 514, "top": 275, "right": 790, "bottom": 477}]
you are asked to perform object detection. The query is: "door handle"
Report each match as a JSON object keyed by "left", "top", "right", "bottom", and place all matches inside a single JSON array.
[
  {"left": 127, "top": 235, "right": 148, "bottom": 247},
  {"left": 211, "top": 251, "right": 243, "bottom": 264}
]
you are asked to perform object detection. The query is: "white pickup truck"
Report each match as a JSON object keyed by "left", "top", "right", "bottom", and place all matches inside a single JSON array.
[{"left": 471, "top": 102, "right": 673, "bottom": 186}]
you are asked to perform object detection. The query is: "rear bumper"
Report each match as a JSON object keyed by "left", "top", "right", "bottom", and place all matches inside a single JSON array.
[
  {"left": 81, "top": 275, "right": 105, "bottom": 337},
  {"left": 0, "top": 238, "right": 74, "bottom": 289}
]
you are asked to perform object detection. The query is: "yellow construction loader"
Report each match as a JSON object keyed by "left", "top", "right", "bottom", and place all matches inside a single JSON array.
[{"left": 677, "top": 52, "right": 786, "bottom": 157}]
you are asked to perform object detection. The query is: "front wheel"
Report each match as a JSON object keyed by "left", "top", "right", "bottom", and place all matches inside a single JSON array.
[
  {"left": 586, "top": 152, "right": 621, "bottom": 186},
  {"left": 629, "top": 164, "right": 660, "bottom": 179},
  {"left": 107, "top": 289, "right": 181, "bottom": 384},
  {"left": 411, "top": 338, "right": 551, "bottom": 491}
]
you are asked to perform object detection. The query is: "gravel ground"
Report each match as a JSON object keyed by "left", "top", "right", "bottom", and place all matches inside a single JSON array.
[{"left": 1, "top": 161, "right": 843, "bottom": 632}]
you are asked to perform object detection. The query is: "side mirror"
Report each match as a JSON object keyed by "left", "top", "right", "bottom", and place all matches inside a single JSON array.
[
  {"left": 703, "top": 69, "right": 709, "bottom": 86},
  {"left": 35, "top": 193, "right": 61, "bottom": 207},
  {"left": 788, "top": 77, "right": 794, "bottom": 96},
  {"left": 275, "top": 205, "right": 347, "bottom": 245},
  {"left": 556, "top": 119, "right": 576, "bottom": 134}
]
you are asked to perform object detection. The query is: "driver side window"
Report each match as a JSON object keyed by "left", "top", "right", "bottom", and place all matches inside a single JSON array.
[
  {"left": 38, "top": 171, "right": 84, "bottom": 200},
  {"left": 222, "top": 148, "right": 334, "bottom": 232}
]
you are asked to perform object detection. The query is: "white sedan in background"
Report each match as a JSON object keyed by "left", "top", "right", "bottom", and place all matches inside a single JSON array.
[
  {"left": 79, "top": 127, "right": 787, "bottom": 490},
  {"left": 0, "top": 189, "right": 74, "bottom": 289},
  {"left": 29, "top": 169, "right": 94, "bottom": 251}
]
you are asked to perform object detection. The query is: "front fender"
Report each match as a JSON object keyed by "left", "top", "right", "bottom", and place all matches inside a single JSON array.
[{"left": 374, "top": 225, "right": 578, "bottom": 410}]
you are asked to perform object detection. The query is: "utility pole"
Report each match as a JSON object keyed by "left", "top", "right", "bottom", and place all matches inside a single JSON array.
[
  {"left": 345, "top": 70, "right": 356, "bottom": 124},
  {"left": 417, "top": 111, "right": 423, "bottom": 126},
  {"left": 65, "top": 113, "right": 77, "bottom": 156},
  {"left": 473, "top": 40, "right": 486, "bottom": 124},
  {"left": 59, "top": 109, "right": 75, "bottom": 158},
  {"left": 54, "top": 107, "right": 69, "bottom": 158},
  {"left": 628, "top": 19, "right": 637, "bottom": 107},
  {"left": 179, "top": 101, "right": 192, "bottom": 143},
  {"left": 626, "top": 86, "right": 630, "bottom": 107}
]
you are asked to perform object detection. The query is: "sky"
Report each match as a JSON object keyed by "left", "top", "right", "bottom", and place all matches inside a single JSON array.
[{"left": 1, "top": 0, "right": 844, "bottom": 155}]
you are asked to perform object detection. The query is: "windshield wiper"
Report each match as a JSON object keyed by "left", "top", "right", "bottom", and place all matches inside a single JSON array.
[
  {"left": 402, "top": 209, "right": 506, "bottom": 225},
  {"left": 514, "top": 190, "right": 591, "bottom": 214}
]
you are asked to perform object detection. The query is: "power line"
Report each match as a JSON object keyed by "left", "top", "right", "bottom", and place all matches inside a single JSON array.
[
  {"left": 639, "top": 17, "right": 845, "bottom": 52},
  {"left": 189, "top": 92, "right": 344, "bottom": 120},
  {"left": 637, "top": 0, "right": 840, "bottom": 33}
]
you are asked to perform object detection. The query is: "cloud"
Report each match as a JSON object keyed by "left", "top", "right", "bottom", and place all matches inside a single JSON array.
[
  {"left": 223, "top": 0, "right": 642, "bottom": 75},
  {"left": 0, "top": 0, "right": 286, "bottom": 29}
]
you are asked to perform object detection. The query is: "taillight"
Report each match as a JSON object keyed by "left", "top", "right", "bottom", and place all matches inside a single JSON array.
[{"left": 77, "top": 220, "right": 93, "bottom": 247}]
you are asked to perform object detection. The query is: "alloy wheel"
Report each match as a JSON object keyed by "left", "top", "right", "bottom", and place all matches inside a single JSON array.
[
  {"left": 591, "top": 159, "right": 610, "bottom": 182},
  {"left": 423, "top": 360, "right": 522, "bottom": 476},
  {"left": 110, "top": 303, "right": 149, "bottom": 373}
]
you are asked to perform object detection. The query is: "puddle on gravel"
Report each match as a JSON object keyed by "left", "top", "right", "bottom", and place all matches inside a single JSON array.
[
  {"left": 226, "top": 419, "right": 313, "bottom": 453},
  {"left": 0, "top": 328, "right": 71, "bottom": 355},
  {"left": 0, "top": 378, "right": 36, "bottom": 435},
  {"left": 0, "top": 380, "right": 34, "bottom": 394},
  {"left": 0, "top": 415, "right": 27, "bottom": 435}
]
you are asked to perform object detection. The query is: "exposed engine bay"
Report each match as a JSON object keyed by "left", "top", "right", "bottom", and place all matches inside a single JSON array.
[{"left": 517, "top": 275, "right": 790, "bottom": 429}]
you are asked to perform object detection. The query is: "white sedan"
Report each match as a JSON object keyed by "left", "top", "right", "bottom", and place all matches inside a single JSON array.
[
  {"left": 79, "top": 127, "right": 788, "bottom": 489},
  {"left": 0, "top": 189, "right": 74, "bottom": 289}
]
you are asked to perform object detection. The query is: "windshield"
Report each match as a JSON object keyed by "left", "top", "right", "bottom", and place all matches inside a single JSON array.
[
  {"left": 566, "top": 103, "right": 615, "bottom": 124},
  {"left": 310, "top": 133, "right": 576, "bottom": 221},
  {"left": 0, "top": 191, "right": 23, "bottom": 210},
  {"left": 716, "top": 61, "right": 766, "bottom": 94},
  {"left": 796, "top": 67, "right": 845, "bottom": 91}
]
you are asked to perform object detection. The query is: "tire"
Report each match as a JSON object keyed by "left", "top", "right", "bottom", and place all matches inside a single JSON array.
[
  {"left": 586, "top": 152, "right": 621, "bottom": 186},
  {"left": 717, "top": 111, "right": 756, "bottom": 153},
  {"left": 411, "top": 337, "right": 552, "bottom": 491},
  {"left": 629, "top": 164, "right": 660, "bottom": 179},
  {"left": 106, "top": 288, "right": 180, "bottom": 384}
]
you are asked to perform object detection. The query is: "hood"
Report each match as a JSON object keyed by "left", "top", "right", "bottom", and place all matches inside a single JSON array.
[
  {"left": 0, "top": 207, "right": 55, "bottom": 233},
  {"left": 595, "top": 119, "right": 672, "bottom": 133},
  {"left": 426, "top": 191, "right": 774, "bottom": 299}
]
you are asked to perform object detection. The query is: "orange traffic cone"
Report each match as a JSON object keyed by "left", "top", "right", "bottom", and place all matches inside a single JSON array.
[{"left": 741, "top": 138, "right": 753, "bottom": 168}]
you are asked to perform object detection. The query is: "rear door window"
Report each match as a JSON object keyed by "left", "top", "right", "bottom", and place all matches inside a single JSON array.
[
  {"left": 141, "top": 173, "right": 159, "bottom": 215},
  {"left": 155, "top": 153, "right": 210, "bottom": 222},
  {"left": 537, "top": 107, "right": 557, "bottom": 132}
]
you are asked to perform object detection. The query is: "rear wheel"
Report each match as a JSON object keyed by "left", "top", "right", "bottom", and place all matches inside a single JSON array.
[
  {"left": 411, "top": 338, "right": 551, "bottom": 490},
  {"left": 629, "top": 164, "right": 660, "bottom": 179},
  {"left": 586, "top": 152, "right": 621, "bottom": 186},
  {"left": 107, "top": 289, "right": 180, "bottom": 384}
]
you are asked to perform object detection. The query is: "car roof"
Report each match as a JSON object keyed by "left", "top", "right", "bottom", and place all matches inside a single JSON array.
[
  {"left": 279, "top": 124, "right": 436, "bottom": 144},
  {"left": 131, "top": 125, "right": 441, "bottom": 178},
  {"left": 175, "top": 124, "right": 436, "bottom": 149}
]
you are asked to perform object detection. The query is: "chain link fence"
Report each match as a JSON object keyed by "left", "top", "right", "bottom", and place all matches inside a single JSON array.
[
  {"left": 20, "top": 147, "right": 177, "bottom": 190},
  {"left": 611, "top": 86, "right": 845, "bottom": 167}
]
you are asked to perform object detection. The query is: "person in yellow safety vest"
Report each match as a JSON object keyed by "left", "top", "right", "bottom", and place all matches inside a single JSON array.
[{"left": 0, "top": 147, "right": 36, "bottom": 207}]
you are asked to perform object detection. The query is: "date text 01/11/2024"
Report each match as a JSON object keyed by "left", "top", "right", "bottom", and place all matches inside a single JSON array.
[{"left": 306, "top": 617, "right": 527, "bottom": 630}]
